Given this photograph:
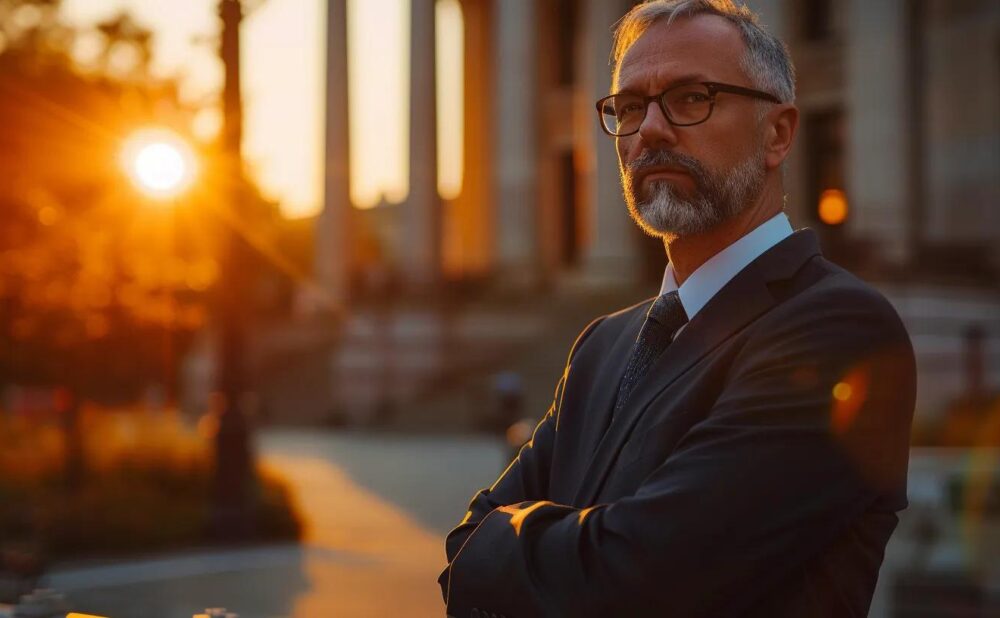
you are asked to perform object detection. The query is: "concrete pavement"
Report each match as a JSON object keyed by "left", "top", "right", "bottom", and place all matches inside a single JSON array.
[{"left": 41, "top": 428, "right": 510, "bottom": 618}]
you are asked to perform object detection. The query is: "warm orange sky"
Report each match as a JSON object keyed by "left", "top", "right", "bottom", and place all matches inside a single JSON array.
[{"left": 60, "top": 0, "right": 464, "bottom": 218}]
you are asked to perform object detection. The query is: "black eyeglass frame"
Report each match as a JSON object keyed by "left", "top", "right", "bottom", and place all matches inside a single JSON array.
[{"left": 596, "top": 81, "right": 782, "bottom": 136}]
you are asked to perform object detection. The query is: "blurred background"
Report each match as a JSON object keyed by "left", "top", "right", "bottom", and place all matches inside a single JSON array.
[{"left": 0, "top": 0, "right": 996, "bottom": 616}]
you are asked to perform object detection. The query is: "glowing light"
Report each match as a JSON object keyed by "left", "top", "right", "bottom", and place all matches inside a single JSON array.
[
  {"left": 831, "top": 367, "right": 870, "bottom": 435},
  {"left": 832, "top": 382, "right": 853, "bottom": 402},
  {"left": 818, "top": 189, "right": 848, "bottom": 225},
  {"left": 121, "top": 128, "right": 198, "bottom": 200}
]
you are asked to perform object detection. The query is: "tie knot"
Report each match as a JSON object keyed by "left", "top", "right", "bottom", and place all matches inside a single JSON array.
[{"left": 646, "top": 291, "right": 688, "bottom": 334}]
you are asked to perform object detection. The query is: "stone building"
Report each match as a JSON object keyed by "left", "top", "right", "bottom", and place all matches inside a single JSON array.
[{"left": 305, "top": 0, "right": 998, "bottom": 428}]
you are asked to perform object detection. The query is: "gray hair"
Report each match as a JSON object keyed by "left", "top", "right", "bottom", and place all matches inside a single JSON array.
[{"left": 612, "top": 0, "right": 796, "bottom": 104}]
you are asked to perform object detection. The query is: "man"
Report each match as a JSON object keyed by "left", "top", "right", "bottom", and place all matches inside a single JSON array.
[{"left": 439, "top": 1, "right": 916, "bottom": 616}]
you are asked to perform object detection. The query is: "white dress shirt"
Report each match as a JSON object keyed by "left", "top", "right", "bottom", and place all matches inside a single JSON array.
[{"left": 660, "top": 212, "right": 794, "bottom": 337}]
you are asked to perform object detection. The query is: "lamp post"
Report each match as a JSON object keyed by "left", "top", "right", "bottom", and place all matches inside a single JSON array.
[
  {"left": 210, "top": 0, "right": 254, "bottom": 541},
  {"left": 122, "top": 122, "right": 254, "bottom": 539}
]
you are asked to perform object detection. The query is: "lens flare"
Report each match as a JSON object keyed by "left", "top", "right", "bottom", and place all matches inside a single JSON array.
[{"left": 831, "top": 365, "right": 869, "bottom": 435}]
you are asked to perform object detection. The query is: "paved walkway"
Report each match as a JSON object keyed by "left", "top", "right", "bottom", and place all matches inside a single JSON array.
[{"left": 40, "top": 429, "right": 510, "bottom": 618}]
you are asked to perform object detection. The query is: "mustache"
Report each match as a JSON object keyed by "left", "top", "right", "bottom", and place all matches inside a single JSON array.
[{"left": 626, "top": 149, "right": 707, "bottom": 180}]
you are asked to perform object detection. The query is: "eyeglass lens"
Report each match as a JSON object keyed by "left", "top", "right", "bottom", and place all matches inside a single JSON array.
[{"left": 601, "top": 83, "right": 713, "bottom": 135}]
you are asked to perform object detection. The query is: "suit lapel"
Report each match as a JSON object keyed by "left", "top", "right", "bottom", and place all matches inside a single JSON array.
[
  {"left": 562, "top": 304, "right": 648, "bottom": 498},
  {"left": 572, "top": 230, "right": 821, "bottom": 506}
]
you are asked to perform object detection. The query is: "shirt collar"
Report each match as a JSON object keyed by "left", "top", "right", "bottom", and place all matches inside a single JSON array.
[{"left": 659, "top": 212, "right": 794, "bottom": 321}]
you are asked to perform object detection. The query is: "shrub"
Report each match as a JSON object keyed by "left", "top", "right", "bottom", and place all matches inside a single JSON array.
[{"left": 0, "top": 405, "right": 302, "bottom": 572}]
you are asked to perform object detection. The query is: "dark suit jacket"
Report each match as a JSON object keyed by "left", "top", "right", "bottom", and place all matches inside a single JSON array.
[{"left": 439, "top": 229, "right": 916, "bottom": 617}]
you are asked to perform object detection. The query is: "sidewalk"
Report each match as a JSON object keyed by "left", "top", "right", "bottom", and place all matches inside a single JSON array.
[{"left": 40, "top": 429, "right": 510, "bottom": 618}]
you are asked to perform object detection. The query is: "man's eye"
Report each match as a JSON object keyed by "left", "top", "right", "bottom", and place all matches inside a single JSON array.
[
  {"left": 618, "top": 102, "right": 643, "bottom": 117},
  {"left": 681, "top": 92, "right": 709, "bottom": 104}
]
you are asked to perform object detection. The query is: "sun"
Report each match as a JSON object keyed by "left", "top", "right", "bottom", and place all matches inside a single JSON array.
[{"left": 121, "top": 128, "right": 198, "bottom": 200}]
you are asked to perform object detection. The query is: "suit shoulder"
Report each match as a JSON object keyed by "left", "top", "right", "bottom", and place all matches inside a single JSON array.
[
  {"left": 566, "top": 314, "right": 605, "bottom": 363},
  {"left": 605, "top": 296, "right": 655, "bottom": 325},
  {"left": 592, "top": 296, "right": 653, "bottom": 336},
  {"left": 765, "top": 258, "right": 910, "bottom": 344},
  {"left": 808, "top": 261, "right": 902, "bottom": 318},
  {"left": 567, "top": 296, "right": 651, "bottom": 362}
]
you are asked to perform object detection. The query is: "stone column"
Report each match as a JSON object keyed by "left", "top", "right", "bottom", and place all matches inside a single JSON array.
[
  {"left": 493, "top": 0, "right": 539, "bottom": 286},
  {"left": 316, "top": 0, "right": 351, "bottom": 310},
  {"left": 404, "top": 0, "right": 442, "bottom": 289},
  {"left": 450, "top": 0, "right": 494, "bottom": 278},
  {"left": 845, "top": 0, "right": 913, "bottom": 265},
  {"left": 578, "top": 0, "right": 642, "bottom": 286}
]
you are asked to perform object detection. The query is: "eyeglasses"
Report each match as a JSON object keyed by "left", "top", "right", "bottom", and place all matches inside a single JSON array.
[{"left": 596, "top": 81, "right": 781, "bottom": 137}]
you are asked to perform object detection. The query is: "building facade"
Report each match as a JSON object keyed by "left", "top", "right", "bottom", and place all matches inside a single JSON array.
[
  {"left": 320, "top": 0, "right": 998, "bottom": 287},
  {"left": 314, "top": 0, "right": 999, "bottom": 421}
]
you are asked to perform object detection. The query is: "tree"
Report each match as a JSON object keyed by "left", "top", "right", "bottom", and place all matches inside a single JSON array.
[{"left": 0, "top": 0, "right": 220, "bottom": 402}]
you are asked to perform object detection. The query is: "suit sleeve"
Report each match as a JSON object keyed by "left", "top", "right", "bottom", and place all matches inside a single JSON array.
[
  {"left": 444, "top": 289, "right": 916, "bottom": 617},
  {"left": 437, "top": 316, "right": 606, "bottom": 602}
]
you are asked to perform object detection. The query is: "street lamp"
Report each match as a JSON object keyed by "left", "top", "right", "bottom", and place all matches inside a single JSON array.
[{"left": 121, "top": 128, "right": 198, "bottom": 200}]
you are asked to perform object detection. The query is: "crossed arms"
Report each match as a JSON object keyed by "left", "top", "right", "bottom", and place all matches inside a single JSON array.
[{"left": 439, "top": 287, "right": 916, "bottom": 617}]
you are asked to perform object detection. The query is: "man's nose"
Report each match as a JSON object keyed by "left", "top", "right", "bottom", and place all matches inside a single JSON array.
[{"left": 637, "top": 99, "right": 679, "bottom": 148}]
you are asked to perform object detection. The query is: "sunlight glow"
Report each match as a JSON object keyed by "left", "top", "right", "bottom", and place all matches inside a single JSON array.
[
  {"left": 349, "top": 0, "right": 465, "bottom": 209},
  {"left": 499, "top": 500, "right": 556, "bottom": 537},
  {"left": 436, "top": 0, "right": 464, "bottom": 201},
  {"left": 121, "top": 128, "right": 198, "bottom": 200},
  {"left": 241, "top": 0, "right": 325, "bottom": 218},
  {"left": 63, "top": 0, "right": 466, "bottom": 218},
  {"left": 348, "top": 0, "right": 410, "bottom": 208}
]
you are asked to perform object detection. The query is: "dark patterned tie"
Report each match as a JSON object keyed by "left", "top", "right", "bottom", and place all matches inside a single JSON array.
[{"left": 613, "top": 291, "right": 689, "bottom": 416}]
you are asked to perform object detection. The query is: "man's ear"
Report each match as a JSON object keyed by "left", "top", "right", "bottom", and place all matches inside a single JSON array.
[{"left": 764, "top": 104, "right": 799, "bottom": 170}]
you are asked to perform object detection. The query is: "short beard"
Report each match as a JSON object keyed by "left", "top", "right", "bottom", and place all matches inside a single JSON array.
[{"left": 621, "top": 148, "right": 766, "bottom": 239}]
